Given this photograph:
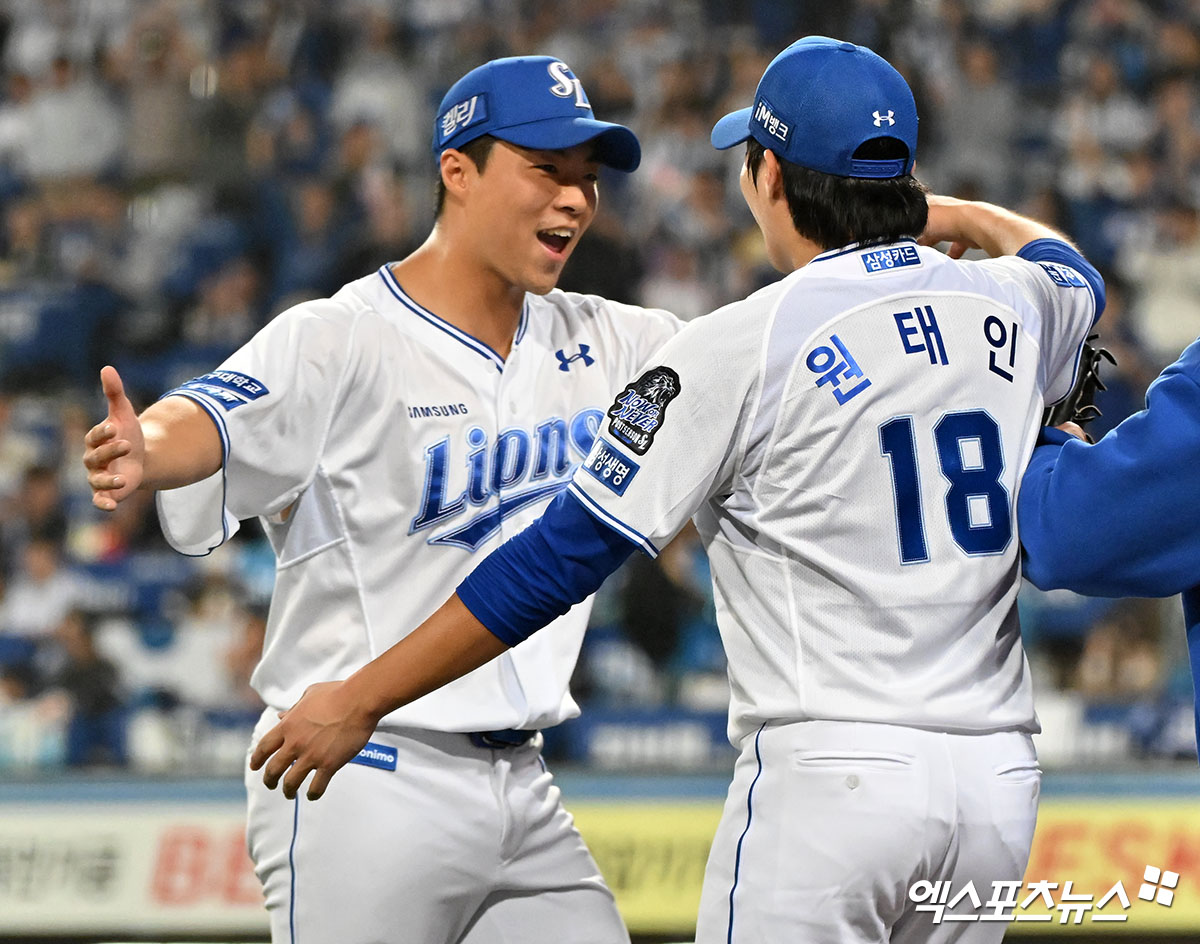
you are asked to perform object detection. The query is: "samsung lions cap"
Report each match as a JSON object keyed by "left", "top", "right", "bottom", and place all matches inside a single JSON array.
[
  {"left": 711, "top": 36, "right": 917, "bottom": 178},
  {"left": 434, "top": 56, "right": 641, "bottom": 172}
]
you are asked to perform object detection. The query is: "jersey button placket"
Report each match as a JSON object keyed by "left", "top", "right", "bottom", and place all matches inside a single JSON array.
[{"left": 494, "top": 367, "right": 526, "bottom": 540}]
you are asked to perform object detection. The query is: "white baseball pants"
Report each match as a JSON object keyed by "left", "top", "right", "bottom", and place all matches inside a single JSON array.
[
  {"left": 696, "top": 719, "right": 1040, "bottom": 944},
  {"left": 245, "top": 715, "right": 627, "bottom": 944}
]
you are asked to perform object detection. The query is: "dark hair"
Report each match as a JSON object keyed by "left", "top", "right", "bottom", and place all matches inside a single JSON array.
[
  {"left": 434, "top": 135, "right": 498, "bottom": 217},
  {"left": 745, "top": 138, "right": 928, "bottom": 250}
]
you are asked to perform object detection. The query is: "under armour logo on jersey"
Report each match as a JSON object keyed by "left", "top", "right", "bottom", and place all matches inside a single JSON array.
[
  {"left": 873, "top": 110, "right": 895, "bottom": 127},
  {"left": 556, "top": 344, "right": 595, "bottom": 371}
]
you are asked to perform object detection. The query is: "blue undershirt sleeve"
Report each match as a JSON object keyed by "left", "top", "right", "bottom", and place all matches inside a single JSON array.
[
  {"left": 456, "top": 488, "right": 639, "bottom": 647},
  {"left": 1016, "top": 237, "right": 1106, "bottom": 322}
]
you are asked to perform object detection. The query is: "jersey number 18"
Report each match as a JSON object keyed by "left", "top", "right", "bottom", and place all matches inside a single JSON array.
[{"left": 878, "top": 409, "right": 1012, "bottom": 564}]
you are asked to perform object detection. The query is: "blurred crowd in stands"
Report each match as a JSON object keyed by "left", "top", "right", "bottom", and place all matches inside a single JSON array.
[{"left": 0, "top": 0, "right": 1198, "bottom": 773}]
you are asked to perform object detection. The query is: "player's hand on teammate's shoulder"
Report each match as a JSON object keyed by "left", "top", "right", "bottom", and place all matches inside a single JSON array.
[
  {"left": 83, "top": 365, "right": 145, "bottom": 511},
  {"left": 250, "top": 680, "right": 377, "bottom": 801}
]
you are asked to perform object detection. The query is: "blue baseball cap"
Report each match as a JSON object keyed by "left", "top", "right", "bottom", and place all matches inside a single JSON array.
[
  {"left": 434, "top": 56, "right": 641, "bottom": 172},
  {"left": 711, "top": 37, "right": 917, "bottom": 179}
]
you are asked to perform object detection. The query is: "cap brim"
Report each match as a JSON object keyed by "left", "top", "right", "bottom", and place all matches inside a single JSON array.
[
  {"left": 711, "top": 108, "right": 753, "bottom": 150},
  {"left": 494, "top": 116, "right": 641, "bottom": 172}
]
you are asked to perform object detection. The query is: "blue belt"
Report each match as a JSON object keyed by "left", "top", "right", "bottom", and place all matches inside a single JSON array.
[{"left": 468, "top": 728, "right": 538, "bottom": 749}]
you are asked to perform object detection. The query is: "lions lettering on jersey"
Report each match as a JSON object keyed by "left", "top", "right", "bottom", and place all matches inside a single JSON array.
[{"left": 411, "top": 407, "right": 603, "bottom": 550}]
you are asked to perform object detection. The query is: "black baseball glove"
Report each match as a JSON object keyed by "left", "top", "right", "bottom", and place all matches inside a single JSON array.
[{"left": 1042, "top": 334, "right": 1117, "bottom": 431}]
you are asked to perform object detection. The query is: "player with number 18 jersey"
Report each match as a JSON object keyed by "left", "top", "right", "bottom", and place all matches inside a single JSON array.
[{"left": 572, "top": 237, "right": 1097, "bottom": 745}]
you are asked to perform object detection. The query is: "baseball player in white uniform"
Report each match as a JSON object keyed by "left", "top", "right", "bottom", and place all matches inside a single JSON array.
[
  {"left": 251, "top": 39, "right": 1104, "bottom": 944},
  {"left": 83, "top": 57, "right": 680, "bottom": 944}
]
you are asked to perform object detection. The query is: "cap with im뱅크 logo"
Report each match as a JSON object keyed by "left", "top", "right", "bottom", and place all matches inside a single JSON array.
[
  {"left": 433, "top": 56, "right": 641, "bottom": 172},
  {"left": 711, "top": 36, "right": 917, "bottom": 179}
]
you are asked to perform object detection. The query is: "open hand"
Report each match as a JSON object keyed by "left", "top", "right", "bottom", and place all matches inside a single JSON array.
[
  {"left": 83, "top": 366, "right": 145, "bottom": 510},
  {"left": 249, "top": 680, "right": 378, "bottom": 801}
]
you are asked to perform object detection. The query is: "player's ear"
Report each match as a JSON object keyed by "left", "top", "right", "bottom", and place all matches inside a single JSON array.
[
  {"left": 439, "top": 148, "right": 476, "bottom": 204},
  {"left": 760, "top": 149, "right": 786, "bottom": 203}
]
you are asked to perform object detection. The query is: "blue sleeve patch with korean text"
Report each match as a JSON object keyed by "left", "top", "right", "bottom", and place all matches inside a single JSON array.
[
  {"left": 583, "top": 438, "right": 639, "bottom": 496},
  {"left": 1037, "top": 261, "right": 1087, "bottom": 289},
  {"left": 171, "top": 371, "right": 270, "bottom": 411}
]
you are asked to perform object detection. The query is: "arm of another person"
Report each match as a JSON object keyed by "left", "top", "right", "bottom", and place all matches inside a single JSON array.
[
  {"left": 83, "top": 365, "right": 222, "bottom": 510},
  {"left": 923, "top": 193, "right": 1105, "bottom": 411},
  {"left": 251, "top": 309, "right": 757, "bottom": 800},
  {"left": 1019, "top": 337, "right": 1200, "bottom": 597},
  {"left": 920, "top": 194, "right": 1076, "bottom": 259},
  {"left": 249, "top": 487, "right": 637, "bottom": 799}
]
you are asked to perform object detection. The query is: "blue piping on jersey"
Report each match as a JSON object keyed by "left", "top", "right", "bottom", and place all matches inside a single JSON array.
[
  {"left": 378, "top": 265, "right": 529, "bottom": 371},
  {"left": 566, "top": 481, "right": 659, "bottom": 558},
  {"left": 728, "top": 722, "right": 767, "bottom": 944},
  {"left": 809, "top": 237, "right": 918, "bottom": 265},
  {"left": 158, "top": 389, "right": 231, "bottom": 556},
  {"left": 289, "top": 795, "right": 300, "bottom": 944}
]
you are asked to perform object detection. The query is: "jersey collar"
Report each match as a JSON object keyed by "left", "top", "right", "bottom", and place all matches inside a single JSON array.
[
  {"left": 809, "top": 236, "right": 919, "bottom": 265},
  {"left": 377, "top": 265, "right": 529, "bottom": 372}
]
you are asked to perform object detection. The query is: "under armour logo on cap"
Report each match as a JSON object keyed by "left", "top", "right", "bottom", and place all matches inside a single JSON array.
[{"left": 710, "top": 37, "right": 918, "bottom": 179}]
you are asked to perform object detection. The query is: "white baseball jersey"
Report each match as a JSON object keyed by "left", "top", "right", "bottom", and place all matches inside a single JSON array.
[
  {"left": 567, "top": 239, "right": 1098, "bottom": 744},
  {"left": 155, "top": 265, "right": 679, "bottom": 731}
]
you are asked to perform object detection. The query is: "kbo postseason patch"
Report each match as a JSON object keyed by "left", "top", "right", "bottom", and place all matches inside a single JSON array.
[{"left": 606, "top": 366, "right": 681, "bottom": 455}]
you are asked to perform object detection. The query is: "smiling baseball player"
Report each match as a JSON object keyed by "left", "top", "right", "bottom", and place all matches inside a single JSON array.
[
  {"left": 83, "top": 57, "right": 681, "bottom": 944},
  {"left": 251, "top": 38, "right": 1104, "bottom": 943}
]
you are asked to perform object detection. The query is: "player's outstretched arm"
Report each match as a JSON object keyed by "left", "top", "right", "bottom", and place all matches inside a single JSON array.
[
  {"left": 83, "top": 365, "right": 223, "bottom": 510},
  {"left": 250, "top": 594, "right": 509, "bottom": 801},
  {"left": 919, "top": 194, "right": 1072, "bottom": 260}
]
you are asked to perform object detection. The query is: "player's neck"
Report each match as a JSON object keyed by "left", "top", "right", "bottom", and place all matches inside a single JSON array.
[
  {"left": 759, "top": 206, "right": 824, "bottom": 272},
  {"left": 789, "top": 238, "right": 825, "bottom": 270},
  {"left": 389, "top": 236, "right": 525, "bottom": 359}
]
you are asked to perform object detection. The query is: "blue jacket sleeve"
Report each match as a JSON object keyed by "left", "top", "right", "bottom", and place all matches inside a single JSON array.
[
  {"left": 1019, "top": 337, "right": 1200, "bottom": 597},
  {"left": 456, "top": 488, "right": 638, "bottom": 646},
  {"left": 1185, "top": 588, "right": 1200, "bottom": 751}
]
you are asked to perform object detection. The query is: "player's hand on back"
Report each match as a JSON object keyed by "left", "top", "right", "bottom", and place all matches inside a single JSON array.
[
  {"left": 250, "top": 680, "right": 377, "bottom": 801},
  {"left": 919, "top": 194, "right": 978, "bottom": 260},
  {"left": 84, "top": 366, "right": 146, "bottom": 511}
]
